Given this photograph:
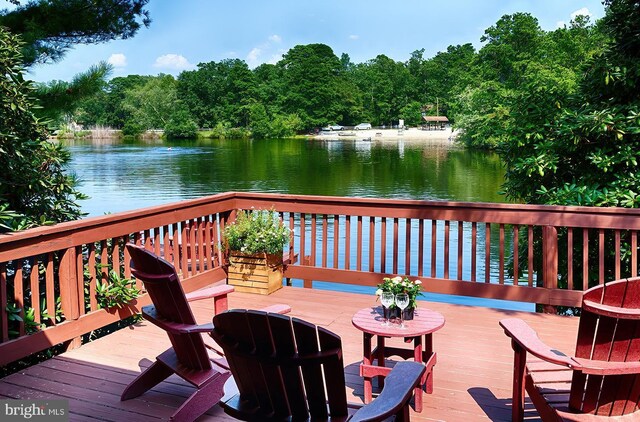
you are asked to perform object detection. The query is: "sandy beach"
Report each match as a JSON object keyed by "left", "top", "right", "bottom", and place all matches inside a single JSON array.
[{"left": 311, "top": 127, "right": 454, "bottom": 141}]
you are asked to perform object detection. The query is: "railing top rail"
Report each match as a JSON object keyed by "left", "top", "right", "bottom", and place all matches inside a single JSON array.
[
  {"left": 231, "top": 192, "right": 640, "bottom": 229},
  {"left": 3, "top": 192, "right": 640, "bottom": 261},
  {"left": 0, "top": 192, "right": 239, "bottom": 261}
]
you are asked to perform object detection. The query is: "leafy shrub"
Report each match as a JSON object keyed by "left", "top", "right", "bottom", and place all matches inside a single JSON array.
[
  {"left": 95, "top": 270, "right": 140, "bottom": 309},
  {"left": 224, "top": 209, "right": 290, "bottom": 255},
  {"left": 164, "top": 109, "right": 198, "bottom": 139},
  {"left": 1, "top": 28, "right": 86, "bottom": 232},
  {"left": 121, "top": 121, "right": 144, "bottom": 137}
]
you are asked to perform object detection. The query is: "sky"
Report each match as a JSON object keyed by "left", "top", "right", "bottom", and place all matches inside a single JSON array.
[{"left": 2, "top": 0, "right": 607, "bottom": 83}]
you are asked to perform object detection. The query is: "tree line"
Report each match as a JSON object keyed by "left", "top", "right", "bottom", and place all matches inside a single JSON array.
[{"left": 72, "top": 11, "right": 605, "bottom": 141}]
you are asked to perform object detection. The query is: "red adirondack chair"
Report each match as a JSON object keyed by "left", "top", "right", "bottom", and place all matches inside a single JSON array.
[
  {"left": 120, "top": 244, "right": 233, "bottom": 421},
  {"left": 501, "top": 277, "right": 640, "bottom": 421},
  {"left": 211, "top": 309, "right": 426, "bottom": 422}
]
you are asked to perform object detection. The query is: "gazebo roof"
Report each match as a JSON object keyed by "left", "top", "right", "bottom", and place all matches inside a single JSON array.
[{"left": 422, "top": 115, "right": 449, "bottom": 122}]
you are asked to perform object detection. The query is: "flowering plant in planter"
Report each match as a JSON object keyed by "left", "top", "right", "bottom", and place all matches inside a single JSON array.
[
  {"left": 376, "top": 276, "right": 423, "bottom": 309},
  {"left": 223, "top": 208, "right": 290, "bottom": 255}
]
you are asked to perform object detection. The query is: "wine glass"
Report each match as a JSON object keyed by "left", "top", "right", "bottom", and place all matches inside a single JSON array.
[
  {"left": 395, "top": 293, "right": 410, "bottom": 329},
  {"left": 380, "top": 292, "right": 395, "bottom": 326}
]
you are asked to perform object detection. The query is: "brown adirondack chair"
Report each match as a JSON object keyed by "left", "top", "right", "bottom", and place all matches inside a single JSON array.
[
  {"left": 501, "top": 277, "right": 640, "bottom": 421},
  {"left": 211, "top": 309, "right": 426, "bottom": 422}
]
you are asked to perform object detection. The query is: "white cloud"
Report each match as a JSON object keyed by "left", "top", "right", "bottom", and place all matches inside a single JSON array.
[
  {"left": 571, "top": 7, "right": 592, "bottom": 19},
  {"left": 267, "top": 51, "right": 285, "bottom": 65},
  {"left": 349, "top": 34, "right": 359, "bottom": 40},
  {"left": 556, "top": 20, "right": 566, "bottom": 28},
  {"left": 246, "top": 48, "right": 262, "bottom": 67},
  {"left": 246, "top": 36, "right": 287, "bottom": 68},
  {"left": 107, "top": 53, "right": 127, "bottom": 67},
  {"left": 153, "top": 54, "right": 194, "bottom": 70}
]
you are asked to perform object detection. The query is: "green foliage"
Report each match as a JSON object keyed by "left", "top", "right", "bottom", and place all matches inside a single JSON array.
[
  {"left": 34, "top": 61, "right": 112, "bottom": 124},
  {"left": 177, "top": 59, "right": 255, "bottom": 128},
  {"left": 376, "top": 276, "right": 423, "bottom": 309},
  {"left": 197, "top": 122, "right": 250, "bottom": 139},
  {"left": 224, "top": 209, "right": 290, "bottom": 255},
  {"left": 0, "top": 28, "right": 87, "bottom": 232},
  {"left": 122, "top": 74, "right": 180, "bottom": 129},
  {"left": 248, "top": 102, "right": 302, "bottom": 139},
  {"left": 94, "top": 270, "right": 140, "bottom": 309},
  {"left": 164, "top": 109, "right": 198, "bottom": 139},
  {"left": 500, "top": 0, "right": 640, "bottom": 207},
  {"left": 454, "top": 12, "right": 604, "bottom": 150},
  {"left": 0, "top": 0, "right": 150, "bottom": 66},
  {"left": 121, "top": 120, "right": 144, "bottom": 137}
]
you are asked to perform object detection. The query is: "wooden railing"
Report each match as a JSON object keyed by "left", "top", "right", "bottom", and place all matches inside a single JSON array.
[{"left": 1, "top": 192, "right": 639, "bottom": 365}]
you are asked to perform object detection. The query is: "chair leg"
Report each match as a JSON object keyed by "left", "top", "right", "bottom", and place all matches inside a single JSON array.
[
  {"left": 170, "top": 371, "right": 231, "bottom": 422},
  {"left": 121, "top": 361, "right": 173, "bottom": 400},
  {"left": 394, "top": 404, "right": 411, "bottom": 422},
  {"left": 511, "top": 340, "right": 527, "bottom": 422}
]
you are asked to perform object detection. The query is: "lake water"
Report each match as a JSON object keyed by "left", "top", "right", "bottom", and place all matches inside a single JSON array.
[
  {"left": 68, "top": 137, "right": 505, "bottom": 216},
  {"left": 66, "top": 137, "right": 531, "bottom": 311}
]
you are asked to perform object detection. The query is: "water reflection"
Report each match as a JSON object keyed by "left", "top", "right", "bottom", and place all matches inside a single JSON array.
[{"left": 67, "top": 137, "right": 505, "bottom": 217}]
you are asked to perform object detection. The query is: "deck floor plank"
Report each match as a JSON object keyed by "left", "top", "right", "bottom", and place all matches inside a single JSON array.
[{"left": 0, "top": 286, "right": 579, "bottom": 421}]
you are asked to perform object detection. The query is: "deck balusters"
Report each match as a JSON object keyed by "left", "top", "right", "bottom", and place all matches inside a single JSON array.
[{"left": 3, "top": 192, "right": 640, "bottom": 365}]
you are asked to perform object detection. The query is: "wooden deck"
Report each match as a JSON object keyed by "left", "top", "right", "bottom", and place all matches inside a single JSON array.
[{"left": 0, "top": 286, "right": 579, "bottom": 421}]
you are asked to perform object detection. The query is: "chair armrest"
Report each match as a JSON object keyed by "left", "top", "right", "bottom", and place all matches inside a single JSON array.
[
  {"left": 259, "top": 304, "right": 291, "bottom": 314},
  {"left": 143, "top": 306, "right": 214, "bottom": 334},
  {"left": 185, "top": 284, "right": 234, "bottom": 302},
  {"left": 500, "top": 318, "right": 577, "bottom": 368},
  {"left": 573, "top": 358, "right": 640, "bottom": 375},
  {"left": 349, "top": 361, "right": 425, "bottom": 422}
]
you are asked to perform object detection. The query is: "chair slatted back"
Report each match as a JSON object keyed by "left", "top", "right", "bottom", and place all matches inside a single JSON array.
[
  {"left": 211, "top": 310, "right": 349, "bottom": 421},
  {"left": 570, "top": 277, "right": 640, "bottom": 415},
  {"left": 126, "top": 244, "right": 211, "bottom": 371}
]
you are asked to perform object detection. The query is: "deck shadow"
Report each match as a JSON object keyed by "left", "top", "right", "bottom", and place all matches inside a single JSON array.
[{"left": 468, "top": 387, "right": 541, "bottom": 422}]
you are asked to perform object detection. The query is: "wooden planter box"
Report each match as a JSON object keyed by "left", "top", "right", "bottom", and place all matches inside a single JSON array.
[{"left": 227, "top": 251, "right": 284, "bottom": 295}]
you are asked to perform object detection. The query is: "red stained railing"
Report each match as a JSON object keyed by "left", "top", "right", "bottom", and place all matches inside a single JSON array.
[{"left": 1, "top": 192, "right": 639, "bottom": 365}]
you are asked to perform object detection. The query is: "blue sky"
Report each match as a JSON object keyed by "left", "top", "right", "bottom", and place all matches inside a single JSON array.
[{"left": 2, "top": 0, "right": 606, "bottom": 82}]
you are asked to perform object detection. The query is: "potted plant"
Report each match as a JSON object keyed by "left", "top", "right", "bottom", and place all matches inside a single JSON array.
[
  {"left": 376, "top": 276, "right": 423, "bottom": 320},
  {"left": 223, "top": 208, "right": 290, "bottom": 295}
]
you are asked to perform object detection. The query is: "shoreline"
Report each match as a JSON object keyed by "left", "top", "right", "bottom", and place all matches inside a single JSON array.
[{"left": 310, "top": 127, "right": 455, "bottom": 141}]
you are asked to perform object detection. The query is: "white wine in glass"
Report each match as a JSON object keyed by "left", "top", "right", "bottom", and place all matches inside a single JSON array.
[
  {"left": 381, "top": 292, "right": 394, "bottom": 326},
  {"left": 395, "top": 293, "right": 409, "bottom": 329}
]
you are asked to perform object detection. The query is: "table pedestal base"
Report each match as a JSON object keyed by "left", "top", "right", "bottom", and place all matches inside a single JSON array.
[{"left": 359, "top": 332, "right": 437, "bottom": 413}]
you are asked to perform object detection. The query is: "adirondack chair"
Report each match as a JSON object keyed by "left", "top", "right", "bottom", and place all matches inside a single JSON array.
[
  {"left": 121, "top": 244, "right": 290, "bottom": 422},
  {"left": 501, "top": 277, "right": 640, "bottom": 421},
  {"left": 120, "top": 243, "right": 232, "bottom": 422},
  {"left": 211, "top": 309, "right": 426, "bottom": 422}
]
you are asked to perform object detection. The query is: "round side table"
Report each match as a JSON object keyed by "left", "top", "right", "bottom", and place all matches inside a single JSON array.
[{"left": 352, "top": 306, "right": 445, "bottom": 413}]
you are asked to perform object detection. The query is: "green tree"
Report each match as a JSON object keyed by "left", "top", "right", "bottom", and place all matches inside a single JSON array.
[
  {"left": 122, "top": 74, "right": 181, "bottom": 130},
  {"left": 76, "top": 74, "right": 151, "bottom": 128},
  {"left": 0, "top": 0, "right": 150, "bottom": 66},
  {"left": 278, "top": 43, "right": 352, "bottom": 128},
  {"left": 164, "top": 109, "right": 198, "bottom": 139},
  {"left": 177, "top": 59, "right": 256, "bottom": 128},
  {"left": 0, "top": 28, "right": 86, "bottom": 231},
  {"left": 499, "top": 0, "right": 635, "bottom": 207},
  {"left": 422, "top": 43, "right": 477, "bottom": 119},
  {"left": 352, "top": 54, "right": 412, "bottom": 126},
  {"left": 34, "top": 61, "right": 112, "bottom": 124}
]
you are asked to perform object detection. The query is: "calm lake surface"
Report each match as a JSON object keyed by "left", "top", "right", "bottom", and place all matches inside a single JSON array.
[
  {"left": 67, "top": 137, "right": 505, "bottom": 216},
  {"left": 66, "top": 137, "right": 530, "bottom": 311}
]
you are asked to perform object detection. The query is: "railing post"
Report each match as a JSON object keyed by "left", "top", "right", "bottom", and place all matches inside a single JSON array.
[
  {"left": 59, "top": 247, "right": 83, "bottom": 350},
  {"left": 542, "top": 226, "right": 558, "bottom": 314}
]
